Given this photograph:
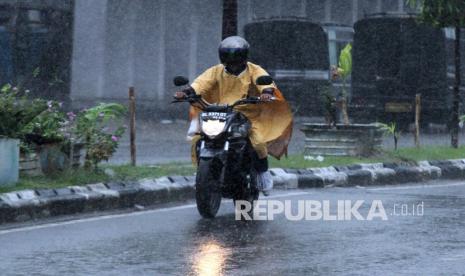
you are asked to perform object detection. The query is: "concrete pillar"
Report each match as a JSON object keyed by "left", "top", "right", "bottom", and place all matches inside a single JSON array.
[
  {"left": 157, "top": 0, "right": 166, "bottom": 101},
  {"left": 188, "top": 9, "right": 199, "bottom": 82},
  {"left": 127, "top": 1, "right": 139, "bottom": 87},
  {"left": 101, "top": 0, "right": 141, "bottom": 101},
  {"left": 71, "top": 0, "right": 108, "bottom": 101},
  {"left": 131, "top": 0, "right": 160, "bottom": 101}
]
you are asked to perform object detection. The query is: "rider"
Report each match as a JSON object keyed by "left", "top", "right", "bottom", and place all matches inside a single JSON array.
[{"left": 174, "top": 36, "right": 292, "bottom": 195}]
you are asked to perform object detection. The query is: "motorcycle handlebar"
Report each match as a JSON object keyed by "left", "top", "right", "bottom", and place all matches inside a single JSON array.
[{"left": 171, "top": 95, "right": 274, "bottom": 108}]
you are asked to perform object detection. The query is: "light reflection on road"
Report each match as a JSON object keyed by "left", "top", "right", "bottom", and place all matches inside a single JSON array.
[{"left": 191, "top": 239, "right": 231, "bottom": 276}]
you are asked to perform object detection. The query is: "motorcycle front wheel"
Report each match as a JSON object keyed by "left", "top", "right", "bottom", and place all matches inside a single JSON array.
[{"left": 195, "top": 158, "right": 222, "bottom": 218}]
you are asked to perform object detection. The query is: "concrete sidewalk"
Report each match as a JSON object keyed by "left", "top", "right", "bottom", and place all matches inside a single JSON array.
[{"left": 110, "top": 116, "right": 464, "bottom": 164}]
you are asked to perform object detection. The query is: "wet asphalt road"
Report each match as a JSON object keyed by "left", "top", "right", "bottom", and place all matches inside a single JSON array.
[{"left": 1, "top": 181, "right": 465, "bottom": 275}]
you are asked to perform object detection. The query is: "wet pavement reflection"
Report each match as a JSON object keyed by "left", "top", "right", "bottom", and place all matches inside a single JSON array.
[
  {"left": 1, "top": 183, "right": 465, "bottom": 275},
  {"left": 190, "top": 237, "right": 230, "bottom": 275},
  {"left": 187, "top": 215, "right": 268, "bottom": 276}
]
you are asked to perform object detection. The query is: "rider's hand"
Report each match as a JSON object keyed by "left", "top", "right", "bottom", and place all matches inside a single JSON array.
[
  {"left": 174, "top": 91, "right": 187, "bottom": 99},
  {"left": 260, "top": 93, "right": 273, "bottom": 102}
]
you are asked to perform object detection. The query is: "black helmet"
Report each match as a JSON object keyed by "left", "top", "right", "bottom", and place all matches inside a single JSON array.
[{"left": 218, "top": 36, "right": 249, "bottom": 65}]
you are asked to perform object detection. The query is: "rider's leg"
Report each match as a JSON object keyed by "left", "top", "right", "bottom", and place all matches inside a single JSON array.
[
  {"left": 190, "top": 135, "right": 202, "bottom": 166},
  {"left": 249, "top": 132, "right": 273, "bottom": 195},
  {"left": 252, "top": 147, "right": 273, "bottom": 195},
  {"left": 186, "top": 117, "right": 200, "bottom": 141},
  {"left": 256, "top": 157, "right": 273, "bottom": 195},
  {"left": 254, "top": 155, "right": 268, "bottom": 172}
]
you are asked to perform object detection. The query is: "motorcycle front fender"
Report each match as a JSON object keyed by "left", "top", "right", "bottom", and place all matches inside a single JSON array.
[{"left": 199, "top": 147, "right": 224, "bottom": 158}]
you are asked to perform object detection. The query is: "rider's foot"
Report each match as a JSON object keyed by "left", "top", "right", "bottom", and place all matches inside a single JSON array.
[
  {"left": 258, "top": 170, "right": 273, "bottom": 196},
  {"left": 186, "top": 118, "right": 200, "bottom": 138}
]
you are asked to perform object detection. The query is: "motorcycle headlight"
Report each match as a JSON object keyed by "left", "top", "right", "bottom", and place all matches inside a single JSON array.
[{"left": 201, "top": 119, "right": 226, "bottom": 138}]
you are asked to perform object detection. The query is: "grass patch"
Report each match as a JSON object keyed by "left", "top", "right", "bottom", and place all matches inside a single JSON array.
[
  {"left": 109, "top": 163, "right": 195, "bottom": 181},
  {"left": 2, "top": 146, "right": 465, "bottom": 193},
  {"left": 390, "top": 146, "right": 465, "bottom": 162},
  {"left": 0, "top": 163, "right": 195, "bottom": 194},
  {"left": 1, "top": 169, "right": 111, "bottom": 194},
  {"left": 270, "top": 146, "right": 465, "bottom": 169}
]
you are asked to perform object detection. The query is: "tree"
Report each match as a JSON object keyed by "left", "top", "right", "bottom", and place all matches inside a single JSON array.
[
  {"left": 407, "top": 0, "right": 465, "bottom": 148},
  {"left": 331, "top": 43, "right": 352, "bottom": 125}
]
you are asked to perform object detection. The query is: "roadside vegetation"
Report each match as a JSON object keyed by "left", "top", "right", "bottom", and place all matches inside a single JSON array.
[
  {"left": 2, "top": 145, "right": 465, "bottom": 194},
  {"left": 271, "top": 146, "right": 465, "bottom": 168},
  {"left": 0, "top": 163, "right": 195, "bottom": 194}
]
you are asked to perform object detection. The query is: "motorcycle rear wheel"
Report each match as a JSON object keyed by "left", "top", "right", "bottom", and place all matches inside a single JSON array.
[{"left": 196, "top": 158, "right": 222, "bottom": 218}]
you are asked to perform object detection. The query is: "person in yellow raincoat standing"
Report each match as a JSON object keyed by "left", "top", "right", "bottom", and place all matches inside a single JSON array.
[{"left": 174, "top": 36, "right": 293, "bottom": 195}]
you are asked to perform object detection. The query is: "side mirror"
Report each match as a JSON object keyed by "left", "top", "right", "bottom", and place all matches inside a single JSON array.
[
  {"left": 256, "top": 75, "right": 273, "bottom": 86},
  {"left": 173, "top": 76, "right": 189, "bottom": 86}
]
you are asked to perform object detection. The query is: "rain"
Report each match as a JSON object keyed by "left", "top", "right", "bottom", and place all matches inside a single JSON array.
[{"left": 1, "top": 0, "right": 465, "bottom": 275}]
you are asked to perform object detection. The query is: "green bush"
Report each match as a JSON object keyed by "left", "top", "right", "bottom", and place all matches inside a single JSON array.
[
  {"left": 22, "top": 101, "right": 67, "bottom": 144},
  {"left": 0, "top": 84, "right": 70, "bottom": 151},
  {"left": 1, "top": 84, "right": 127, "bottom": 167},
  {"left": 75, "top": 103, "right": 127, "bottom": 170}
]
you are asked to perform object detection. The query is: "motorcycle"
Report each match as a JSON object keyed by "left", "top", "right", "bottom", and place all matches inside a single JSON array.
[{"left": 172, "top": 75, "right": 274, "bottom": 218}]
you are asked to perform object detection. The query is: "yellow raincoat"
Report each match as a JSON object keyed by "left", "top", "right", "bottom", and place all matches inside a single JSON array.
[{"left": 189, "top": 62, "right": 293, "bottom": 163}]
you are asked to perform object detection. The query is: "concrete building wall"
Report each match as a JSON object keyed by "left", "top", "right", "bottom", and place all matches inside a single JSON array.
[
  {"left": 71, "top": 0, "right": 413, "bottom": 117},
  {"left": 71, "top": 0, "right": 221, "bottom": 116}
]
